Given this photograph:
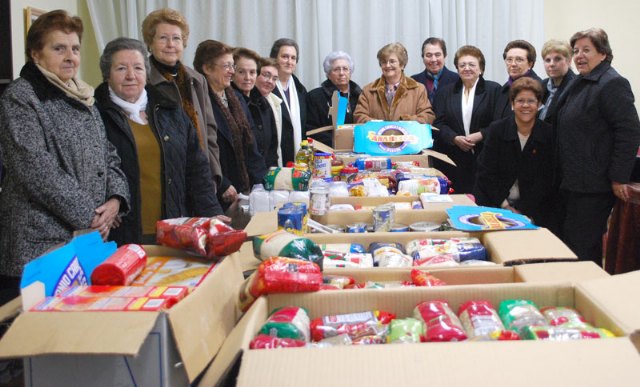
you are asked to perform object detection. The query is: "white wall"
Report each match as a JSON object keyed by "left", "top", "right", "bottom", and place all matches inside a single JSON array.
[
  {"left": 545, "top": 0, "right": 640, "bottom": 109},
  {"left": 10, "top": 0, "right": 101, "bottom": 86}
]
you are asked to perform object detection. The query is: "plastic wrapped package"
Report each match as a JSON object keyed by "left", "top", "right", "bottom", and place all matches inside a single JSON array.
[
  {"left": 369, "top": 242, "right": 412, "bottom": 268},
  {"left": 410, "top": 269, "right": 447, "bottom": 287},
  {"left": 263, "top": 167, "right": 312, "bottom": 191},
  {"left": 287, "top": 190, "right": 310, "bottom": 205},
  {"left": 310, "top": 310, "right": 396, "bottom": 343},
  {"left": 253, "top": 230, "right": 324, "bottom": 269},
  {"left": 396, "top": 176, "right": 450, "bottom": 195},
  {"left": 238, "top": 257, "right": 322, "bottom": 311},
  {"left": 413, "top": 300, "right": 467, "bottom": 342},
  {"left": 498, "top": 300, "right": 547, "bottom": 335},
  {"left": 540, "top": 306, "right": 589, "bottom": 328},
  {"left": 249, "top": 335, "right": 307, "bottom": 349},
  {"left": 362, "top": 178, "right": 390, "bottom": 197},
  {"left": 249, "top": 184, "right": 271, "bottom": 215},
  {"left": 322, "top": 253, "right": 374, "bottom": 269},
  {"left": 406, "top": 237, "right": 487, "bottom": 264},
  {"left": 258, "top": 306, "right": 311, "bottom": 341},
  {"left": 387, "top": 318, "right": 425, "bottom": 344},
  {"left": 354, "top": 157, "right": 392, "bottom": 171},
  {"left": 458, "top": 300, "right": 515, "bottom": 340},
  {"left": 521, "top": 325, "right": 614, "bottom": 341},
  {"left": 329, "top": 181, "right": 350, "bottom": 197},
  {"left": 91, "top": 244, "right": 147, "bottom": 286},
  {"left": 323, "top": 275, "right": 356, "bottom": 289},
  {"left": 269, "top": 190, "right": 291, "bottom": 209}
]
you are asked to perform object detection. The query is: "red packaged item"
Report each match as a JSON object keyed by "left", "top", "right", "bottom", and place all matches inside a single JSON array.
[
  {"left": 323, "top": 275, "right": 356, "bottom": 289},
  {"left": 238, "top": 257, "right": 322, "bottom": 311},
  {"left": 458, "top": 300, "right": 508, "bottom": 340},
  {"left": 249, "top": 334, "right": 306, "bottom": 349},
  {"left": 410, "top": 269, "right": 447, "bottom": 287},
  {"left": 413, "top": 300, "right": 467, "bottom": 342},
  {"left": 156, "top": 217, "right": 246, "bottom": 259},
  {"left": 310, "top": 310, "right": 395, "bottom": 342},
  {"left": 91, "top": 244, "right": 147, "bottom": 286},
  {"left": 157, "top": 217, "right": 210, "bottom": 256}
]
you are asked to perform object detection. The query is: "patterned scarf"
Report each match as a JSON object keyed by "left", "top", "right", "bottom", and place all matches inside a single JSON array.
[
  {"left": 211, "top": 88, "right": 253, "bottom": 192},
  {"left": 151, "top": 56, "right": 205, "bottom": 148},
  {"left": 36, "top": 64, "right": 95, "bottom": 107}
]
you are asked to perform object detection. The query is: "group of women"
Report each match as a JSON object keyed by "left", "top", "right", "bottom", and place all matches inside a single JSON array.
[{"left": 0, "top": 8, "right": 639, "bottom": 304}]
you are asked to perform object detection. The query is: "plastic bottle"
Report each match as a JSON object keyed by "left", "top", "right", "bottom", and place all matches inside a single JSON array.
[{"left": 295, "top": 140, "right": 312, "bottom": 169}]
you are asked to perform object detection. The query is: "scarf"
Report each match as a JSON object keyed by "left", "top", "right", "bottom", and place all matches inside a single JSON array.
[
  {"left": 36, "top": 64, "right": 94, "bottom": 107},
  {"left": 265, "top": 92, "right": 284, "bottom": 166},
  {"left": 538, "top": 80, "right": 557, "bottom": 120},
  {"left": 108, "top": 87, "right": 148, "bottom": 125},
  {"left": 211, "top": 88, "right": 252, "bottom": 192},
  {"left": 151, "top": 56, "right": 205, "bottom": 148},
  {"left": 276, "top": 76, "right": 302, "bottom": 156}
]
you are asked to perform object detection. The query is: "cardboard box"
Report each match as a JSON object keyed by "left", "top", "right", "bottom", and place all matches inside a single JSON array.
[
  {"left": 316, "top": 194, "right": 476, "bottom": 224},
  {"left": 202, "top": 271, "right": 640, "bottom": 387},
  {"left": 0, "top": 246, "right": 246, "bottom": 386}
]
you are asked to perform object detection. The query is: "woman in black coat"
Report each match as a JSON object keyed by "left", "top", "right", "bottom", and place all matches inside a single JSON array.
[
  {"left": 194, "top": 40, "right": 267, "bottom": 210},
  {"left": 474, "top": 77, "right": 556, "bottom": 230},
  {"left": 306, "top": 51, "right": 362, "bottom": 147},
  {"left": 95, "top": 38, "right": 224, "bottom": 245},
  {"left": 554, "top": 28, "right": 640, "bottom": 264},
  {"left": 432, "top": 45, "right": 500, "bottom": 194}
]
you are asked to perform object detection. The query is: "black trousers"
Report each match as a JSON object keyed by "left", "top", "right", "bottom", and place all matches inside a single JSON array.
[{"left": 559, "top": 190, "right": 615, "bottom": 266}]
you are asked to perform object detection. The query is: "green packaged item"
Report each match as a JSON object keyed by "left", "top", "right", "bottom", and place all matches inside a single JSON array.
[
  {"left": 498, "top": 299, "right": 547, "bottom": 335},
  {"left": 521, "top": 325, "right": 614, "bottom": 341},
  {"left": 387, "top": 318, "right": 425, "bottom": 344},
  {"left": 263, "top": 167, "right": 312, "bottom": 191},
  {"left": 258, "top": 306, "right": 311, "bottom": 342},
  {"left": 253, "top": 230, "right": 324, "bottom": 269}
]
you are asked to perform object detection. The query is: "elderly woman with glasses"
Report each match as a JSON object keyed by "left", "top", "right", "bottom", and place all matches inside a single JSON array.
[
  {"left": 354, "top": 42, "right": 434, "bottom": 124},
  {"left": 494, "top": 40, "right": 543, "bottom": 120},
  {"left": 432, "top": 45, "right": 501, "bottom": 194},
  {"left": 474, "top": 77, "right": 556, "bottom": 230},
  {"left": 194, "top": 40, "right": 267, "bottom": 211},
  {"left": 142, "top": 8, "right": 222, "bottom": 191},
  {"left": 306, "top": 51, "right": 363, "bottom": 147}
]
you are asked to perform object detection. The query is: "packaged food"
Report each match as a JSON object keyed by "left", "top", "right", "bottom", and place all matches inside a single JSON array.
[
  {"left": 540, "top": 306, "right": 589, "bottom": 328},
  {"left": 354, "top": 157, "right": 392, "bottom": 171},
  {"left": 91, "top": 244, "right": 147, "bottom": 286},
  {"left": 309, "top": 180, "right": 331, "bottom": 215},
  {"left": 310, "top": 310, "right": 395, "bottom": 343},
  {"left": 263, "top": 167, "right": 312, "bottom": 191},
  {"left": 60, "top": 285, "right": 189, "bottom": 307},
  {"left": 239, "top": 257, "right": 322, "bottom": 311},
  {"left": 258, "top": 306, "right": 311, "bottom": 341},
  {"left": 252, "top": 230, "right": 324, "bottom": 269},
  {"left": 498, "top": 300, "right": 547, "bottom": 335},
  {"left": 323, "top": 275, "right": 356, "bottom": 289},
  {"left": 277, "top": 206, "right": 306, "bottom": 235},
  {"left": 521, "top": 325, "right": 614, "bottom": 341},
  {"left": 387, "top": 318, "right": 425, "bottom": 344},
  {"left": 130, "top": 256, "right": 215, "bottom": 288},
  {"left": 406, "top": 237, "right": 487, "bottom": 263},
  {"left": 410, "top": 269, "right": 447, "bottom": 287},
  {"left": 249, "top": 334, "right": 307, "bottom": 349},
  {"left": 372, "top": 204, "right": 395, "bottom": 232},
  {"left": 322, "top": 253, "right": 374, "bottom": 269},
  {"left": 369, "top": 242, "right": 412, "bottom": 268},
  {"left": 31, "top": 295, "right": 173, "bottom": 312},
  {"left": 396, "top": 176, "right": 450, "bottom": 195},
  {"left": 414, "top": 300, "right": 467, "bottom": 342},
  {"left": 458, "top": 300, "right": 511, "bottom": 340}
]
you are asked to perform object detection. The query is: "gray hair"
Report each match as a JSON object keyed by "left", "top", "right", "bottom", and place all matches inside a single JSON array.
[
  {"left": 100, "top": 37, "right": 150, "bottom": 81},
  {"left": 322, "top": 51, "right": 355, "bottom": 76}
]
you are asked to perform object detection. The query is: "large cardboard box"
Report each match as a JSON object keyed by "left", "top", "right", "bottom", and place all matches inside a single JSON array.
[
  {"left": 0, "top": 246, "right": 246, "bottom": 387},
  {"left": 202, "top": 271, "right": 640, "bottom": 387}
]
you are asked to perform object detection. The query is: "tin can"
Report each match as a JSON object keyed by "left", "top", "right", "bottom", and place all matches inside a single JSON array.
[
  {"left": 313, "top": 152, "right": 332, "bottom": 179},
  {"left": 325, "top": 224, "right": 346, "bottom": 233},
  {"left": 277, "top": 206, "right": 304, "bottom": 235},
  {"left": 282, "top": 202, "right": 308, "bottom": 233},
  {"left": 346, "top": 223, "right": 368, "bottom": 233},
  {"left": 390, "top": 223, "right": 410, "bottom": 232},
  {"left": 409, "top": 221, "right": 441, "bottom": 232},
  {"left": 373, "top": 204, "right": 395, "bottom": 232}
]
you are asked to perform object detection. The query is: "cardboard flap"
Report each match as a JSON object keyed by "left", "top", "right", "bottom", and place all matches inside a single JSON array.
[
  {"left": 482, "top": 228, "right": 577, "bottom": 264},
  {"left": 0, "top": 312, "right": 158, "bottom": 358},
  {"left": 422, "top": 149, "right": 456, "bottom": 166},
  {"left": 198, "top": 297, "right": 269, "bottom": 386},
  {"left": 244, "top": 211, "right": 277, "bottom": 236},
  {"left": 0, "top": 297, "right": 21, "bottom": 324},
  {"left": 237, "top": 338, "right": 640, "bottom": 387},
  {"left": 305, "top": 125, "right": 333, "bottom": 136},
  {"left": 168, "top": 254, "right": 244, "bottom": 382},
  {"left": 515, "top": 261, "right": 609, "bottom": 283},
  {"left": 576, "top": 270, "right": 640, "bottom": 334}
]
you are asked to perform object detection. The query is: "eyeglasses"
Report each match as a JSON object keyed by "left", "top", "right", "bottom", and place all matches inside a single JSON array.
[
  {"left": 215, "top": 63, "right": 236, "bottom": 71},
  {"left": 155, "top": 35, "right": 183, "bottom": 45},
  {"left": 458, "top": 62, "right": 478, "bottom": 69},
  {"left": 331, "top": 66, "right": 350, "bottom": 74},
  {"left": 514, "top": 98, "right": 538, "bottom": 106},
  {"left": 259, "top": 72, "right": 278, "bottom": 82},
  {"left": 380, "top": 59, "right": 399, "bottom": 66},
  {"left": 505, "top": 57, "right": 527, "bottom": 65}
]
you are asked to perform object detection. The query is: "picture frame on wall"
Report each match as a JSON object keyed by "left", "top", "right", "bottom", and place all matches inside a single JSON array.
[{"left": 24, "top": 6, "right": 46, "bottom": 37}]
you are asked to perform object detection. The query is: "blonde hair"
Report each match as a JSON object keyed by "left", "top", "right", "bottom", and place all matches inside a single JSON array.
[{"left": 141, "top": 8, "right": 189, "bottom": 48}]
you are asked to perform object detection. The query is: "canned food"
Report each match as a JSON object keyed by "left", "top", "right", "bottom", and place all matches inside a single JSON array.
[
  {"left": 325, "top": 224, "right": 346, "bottom": 233},
  {"left": 277, "top": 206, "right": 305, "bottom": 235},
  {"left": 313, "top": 152, "right": 332, "bottom": 179},
  {"left": 409, "top": 221, "right": 441, "bottom": 232},
  {"left": 373, "top": 204, "right": 395, "bottom": 232},
  {"left": 282, "top": 202, "right": 308, "bottom": 233},
  {"left": 390, "top": 223, "right": 410, "bottom": 232},
  {"left": 346, "top": 223, "right": 368, "bottom": 233}
]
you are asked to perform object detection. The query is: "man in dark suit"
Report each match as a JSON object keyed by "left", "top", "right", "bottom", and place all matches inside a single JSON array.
[{"left": 412, "top": 37, "right": 459, "bottom": 105}]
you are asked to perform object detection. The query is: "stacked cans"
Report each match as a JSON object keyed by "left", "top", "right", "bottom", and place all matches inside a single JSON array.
[
  {"left": 373, "top": 204, "right": 395, "bottom": 232},
  {"left": 277, "top": 202, "right": 309, "bottom": 235}
]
